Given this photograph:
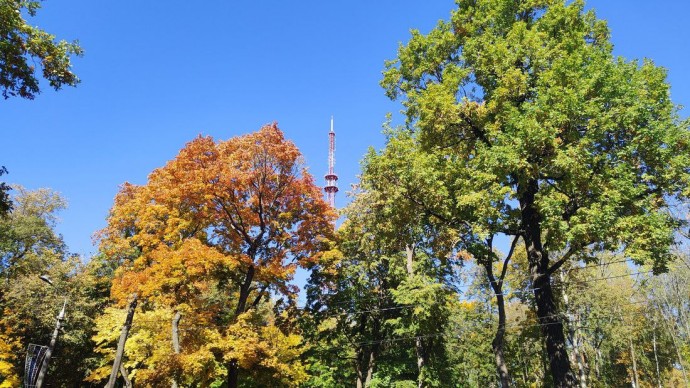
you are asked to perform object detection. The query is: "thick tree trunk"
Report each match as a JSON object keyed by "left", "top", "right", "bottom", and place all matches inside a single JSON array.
[
  {"left": 106, "top": 294, "right": 138, "bottom": 388},
  {"left": 172, "top": 310, "right": 182, "bottom": 388},
  {"left": 356, "top": 348, "right": 366, "bottom": 388},
  {"left": 532, "top": 263, "right": 575, "bottom": 387},
  {"left": 227, "top": 360, "right": 239, "bottom": 388},
  {"left": 520, "top": 180, "right": 576, "bottom": 387}
]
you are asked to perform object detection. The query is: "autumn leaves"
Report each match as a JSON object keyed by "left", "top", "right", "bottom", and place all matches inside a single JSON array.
[{"left": 93, "top": 124, "right": 335, "bottom": 386}]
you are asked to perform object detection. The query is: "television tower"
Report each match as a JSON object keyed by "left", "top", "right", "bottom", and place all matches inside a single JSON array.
[{"left": 324, "top": 117, "right": 338, "bottom": 208}]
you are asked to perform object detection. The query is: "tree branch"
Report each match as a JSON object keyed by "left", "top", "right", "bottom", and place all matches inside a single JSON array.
[
  {"left": 498, "top": 235, "right": 520, "bottom": 287},
  {"left": 546, "top": 246, "right": 577, "bottom": 275}
]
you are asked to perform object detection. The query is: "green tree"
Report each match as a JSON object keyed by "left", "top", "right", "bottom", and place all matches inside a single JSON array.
[
  {"left": 0, "top": 187, "right": 108, "bottom": 387},
  {"left": 303, "top": 147, "right": 462, "bottom": 387},
  {"left": 0, "top": 0, "right": 82, "bottom": 99},
  {"left": 382, "top": 0, "right": 690, "bottom": 385},
  {"left": 303, "top": 220, "right": 401, "bottom": 388},
  {"left": 356, "top": 130, "right": 479, "bottom": 387}
]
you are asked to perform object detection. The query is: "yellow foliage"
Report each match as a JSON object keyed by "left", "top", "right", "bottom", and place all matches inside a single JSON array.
[
  {"left": 94, "top": 125, "right": 332, "bottom": 386},
  {"left": 0, "top": 329, "right": 20, "bottom": 387},
  {"left": 220, "top": 312, "right": 308, "bottom": 387}
]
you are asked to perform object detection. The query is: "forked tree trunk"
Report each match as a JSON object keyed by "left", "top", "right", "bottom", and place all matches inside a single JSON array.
[
  {"left": 355, "top": 343, "right": 379, "bottom": 387},
  {"left": 365, "top": 349, "right": 376, "bottom": 387},
  {"left": 120, "top": 364, "right": 132, "bottom": 388},
  {"left": 520, "top": 180, "right": 576, "bottom": 387},
  {"left": 485, "top": 236, "right": 518, "bottom": 388},
  {"left": 106, "top": 294, "right": 138, "bottom": 388}
]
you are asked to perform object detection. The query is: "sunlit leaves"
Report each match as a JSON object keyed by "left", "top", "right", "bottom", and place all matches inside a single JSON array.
[
  {"left": 0, "top": 0, "right": 82, "bottom": 99},
  {"left": 95, "top": 124, "right": 334, "bottom": 385}
]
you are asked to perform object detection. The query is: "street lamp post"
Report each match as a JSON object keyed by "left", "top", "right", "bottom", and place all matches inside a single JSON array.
[{"left": 35, "top": 275, "right": 67, "bottom": 388}]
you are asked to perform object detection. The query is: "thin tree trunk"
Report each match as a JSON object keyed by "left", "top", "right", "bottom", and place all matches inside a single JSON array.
[
  {"left": 485, "top": 236, "right": 518, "bottom": 388},
  {"left": 120, "top": 364, "right": 132, "bottom": 388},
  {"left": 491, "top": 292, "right": 511, "bottom": 388},
  {"left": 576, "top": 332, "right": 587, "bottom": 388},
  {"left": 172, "top": 310, "right": 182, "bottom": 388},
  {"left": 518, "top": 345, "right": 529, "bottom": 384},
  {"left": 520, "top": 179, "right": 576, "bottom": 387},
  {"left": 106, "top": 293, "right": 138, "bottom": 388},
  {"left": 405, "top": 244, "right": 429, "bottom": 388},
  {"left": 630, "top": 339, "right": 639, "bottom": 388},
  {"left": 227, "top": 264, "right": 256, "bottom": 388},
  {"left": 415, "top": 337, "right": 426, "bottom": 388},
  {"left": 560, "top": 272, "right": 586, "bottom": 388},
  {"left": 235, "top": 264, "right": 255, "bottom": 316},
  {"left": 660, "top": 315, "right": 689, "bottom": 385},
  {"left": 652, "top": 323, "right": 661, "bottom": 388}
]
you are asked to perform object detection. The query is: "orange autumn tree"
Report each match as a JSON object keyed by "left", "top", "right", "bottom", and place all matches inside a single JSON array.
[{"left": 95, "top": 124, "right": 335, "bottom": 387}]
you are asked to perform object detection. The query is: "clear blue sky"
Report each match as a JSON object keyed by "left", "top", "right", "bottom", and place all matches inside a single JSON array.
[{"left": 3, "top": 0, "right": 689, "bottom": 263}]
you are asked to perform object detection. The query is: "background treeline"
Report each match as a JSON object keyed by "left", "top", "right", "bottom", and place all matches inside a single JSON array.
[{"left": 2, "top": 0, "right": 690, "bottom": 387}]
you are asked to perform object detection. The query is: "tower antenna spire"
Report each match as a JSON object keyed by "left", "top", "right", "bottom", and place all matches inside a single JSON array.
[{"left": 324, "top": 117, "right": 338, "bottom": 208}]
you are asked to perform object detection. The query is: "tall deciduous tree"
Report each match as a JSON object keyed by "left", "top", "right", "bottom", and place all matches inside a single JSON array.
[
  {"left": 361, "top": 127, "right": 517, "bottom": 387},
  {"left": 0, "top": 0, "right": 82, "bottom": 99},
  {"left": 98, "top": 124, "right": 335, "bottom": 387},
  {"left": 382, "top": 0, "right": 690, "bottom": 385}
]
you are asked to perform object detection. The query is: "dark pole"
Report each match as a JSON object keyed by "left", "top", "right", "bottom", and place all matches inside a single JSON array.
[{"left": 35, "top": 298, "right": 66, "bottom": 388}]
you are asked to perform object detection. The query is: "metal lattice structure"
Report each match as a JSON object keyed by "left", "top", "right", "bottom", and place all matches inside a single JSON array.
[
  {"left": 324, "top": 117, "right": 339, "bottom": 208},
  {"left": 25, "top": 344, "right": 48, "bottom": 388}
]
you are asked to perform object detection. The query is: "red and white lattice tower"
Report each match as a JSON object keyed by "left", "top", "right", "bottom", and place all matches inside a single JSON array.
[{"left": 324, "top": 117, "right": 338, "bottom": 208}]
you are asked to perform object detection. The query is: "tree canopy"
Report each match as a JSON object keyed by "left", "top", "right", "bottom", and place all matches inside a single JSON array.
[
  {"left": 0, "top": 0, "right": 82, "bottom": 99},
  {"left": 94, "top": 123, "right": 335, "bottom": 387},
  {"left": 381, "top": 0, "right": 690, "bottom": 385}
]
